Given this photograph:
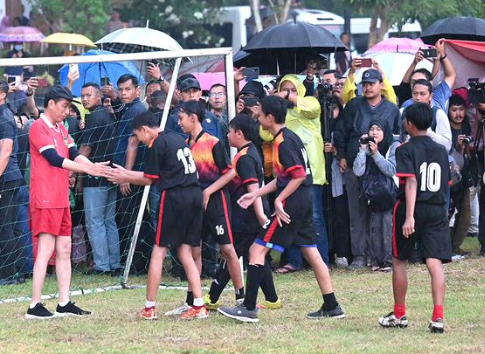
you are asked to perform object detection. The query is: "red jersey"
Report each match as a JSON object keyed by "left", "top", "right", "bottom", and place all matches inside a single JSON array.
[{"left": 29, "top": 114, "right": 75, "bottom": 209}]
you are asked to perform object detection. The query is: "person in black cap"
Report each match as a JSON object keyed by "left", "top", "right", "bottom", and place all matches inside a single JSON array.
[
  {"left": 334, "top": 68, "right": 401, "bottom": 269},
  {"left": 26, "top": 85, "right": 111, "bottom": 319}
]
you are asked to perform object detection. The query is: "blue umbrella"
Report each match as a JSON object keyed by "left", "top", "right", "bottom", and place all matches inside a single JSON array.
[{"left": 59, "top": 49, "right": 145, "bottom": 97}]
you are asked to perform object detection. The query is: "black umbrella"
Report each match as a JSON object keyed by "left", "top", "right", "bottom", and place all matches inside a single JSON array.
[
  {"left": 236, "top": 21, "right": 346, "bottom": 74},
  {"left": 420, "top": 17, "right": 485, "bottom": 45}
]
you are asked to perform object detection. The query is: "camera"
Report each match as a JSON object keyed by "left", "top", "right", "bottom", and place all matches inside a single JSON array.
[
  {"left": 468, "top": 78, "right": 485, "bottom": 104},
  {"left": 463, "top": 135, "right": 474, "bottom": 144},
  {"left": 264, "top": 80, "right": 276, "bottom": 95},
  {"left": 317, "top": 83, "right": 333, "bottom": 97},
  {"left": 359, "top": 136, "right": 375, "bottom": 144}
]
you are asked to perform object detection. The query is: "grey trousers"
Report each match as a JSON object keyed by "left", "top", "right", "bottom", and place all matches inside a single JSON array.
[
  {"left": 344, "top": 169, "right": 367, "bottom": 262},
  {"left": 366, "top": 209, "right": 393, "bottom": 266}
]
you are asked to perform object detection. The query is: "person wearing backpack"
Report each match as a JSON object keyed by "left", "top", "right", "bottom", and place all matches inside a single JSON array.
[{"left": 353, "top": 120, "right": 400, "bottom": 272}]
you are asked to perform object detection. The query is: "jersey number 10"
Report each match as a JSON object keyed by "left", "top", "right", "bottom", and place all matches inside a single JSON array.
[
  {"left": 177, "top": 148, "right": 196, "bottom": 174},
  {"left": 419, "top": 162, "right": 441, "bottom": 192}
]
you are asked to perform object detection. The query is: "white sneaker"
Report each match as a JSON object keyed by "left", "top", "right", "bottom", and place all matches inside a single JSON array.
[
  {"left": 335, "top": 257, "right": 349, "bottom": 268},
  {"left": 451, "top": 254, "right": 464, "bottom": 262},
  {"left": 164, "top": 302, "right": 192, "bottom": 316}
]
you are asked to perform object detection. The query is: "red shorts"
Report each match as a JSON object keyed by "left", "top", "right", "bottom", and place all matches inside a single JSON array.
[{"left": 31, "top": 207, "right": 72, "bottom": 237}]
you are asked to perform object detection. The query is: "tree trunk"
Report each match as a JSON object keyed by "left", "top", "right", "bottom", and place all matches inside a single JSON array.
[
  {"left": 249, "top": 0, "right": 263, "bottom": 33},
  {"left": 368, "top": 4, "right": 393, "bottom": 48},
  {"left": 368, "top": 8, "right": 380, "bottom": 48},
  {"left": 268, "top": 0, "right": 292, "bottom": 24}
]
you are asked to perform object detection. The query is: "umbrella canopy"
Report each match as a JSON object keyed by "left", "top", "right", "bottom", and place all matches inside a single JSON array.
[
  {"left": 237, "top": 21, "right": 346, "bottom": 74},
  {"left": 0, "top": 26, "right": 45, "bottom": 42},
  {"left": 42, "top": 32, "right": 96, "bottom": 47},
  {"left": 420, "top": 17, "right": 485, "bottom": 45},
  {"left": 96, "top": 27, "right": 185, "bottom": 67},
  {"left": 365, "top": 37, "right": 427, "bottom": 55},
  {"left": 59, "top": 49, "right": 145, "bottom": 97},
  {"left": 357, "top": 52, "right": 433, "bottom": 86}
]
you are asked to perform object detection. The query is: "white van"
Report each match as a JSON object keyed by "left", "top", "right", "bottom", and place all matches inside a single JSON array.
[{"left": 350, "top": 18, "right": 422, "bottom": 55}]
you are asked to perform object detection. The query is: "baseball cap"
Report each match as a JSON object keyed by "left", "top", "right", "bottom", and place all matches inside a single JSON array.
[
  {"left": 44, "top": 85, "right": 81, "bottom": 104},
  {"left": 361, "top": 69, "right": 383, "bottom": 84},
  {"left": 178, "top": 77, "right": 201, "bottom": 92}
]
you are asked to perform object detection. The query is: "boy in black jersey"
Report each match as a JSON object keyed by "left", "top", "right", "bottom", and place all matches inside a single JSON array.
[
  {"left": 204, "top": 114, "right": 280, "bottom": 310},
  {"left": 108, "top": 112, "right": 207, "bottom": 320},
  {"left": 379, "top": 103, "right": 451, "bottom": 333},
  {"left": 218, "top": 96, "right": 344, "bottom": 323},
  {"left": 164, "top": 100, "right": 244, "bottom": 317}
]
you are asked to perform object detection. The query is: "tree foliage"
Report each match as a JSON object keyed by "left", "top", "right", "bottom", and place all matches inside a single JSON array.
[
  {"left": 340, "top": 0, "right": 485, "bottom": 47},
  {"left": 28, "top": 0, "right": 110, "bottom": 41}
]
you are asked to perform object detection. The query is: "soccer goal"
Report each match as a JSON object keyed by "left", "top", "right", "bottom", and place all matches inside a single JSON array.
[{"left": 0, "top": 47, "right": 235, "bottom": 304}]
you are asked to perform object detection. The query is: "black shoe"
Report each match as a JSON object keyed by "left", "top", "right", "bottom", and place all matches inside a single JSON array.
[
  {"left": 218, "top": 305, "right": 259, "bottom": 323},
  {"left": 480, "top": 244, "right": 485, "bottom": 257},
  {"left": 307, "top": 304, "right": 345, "bottom": 319},
  {"left": 428, "top": 318, "right": 444, "bottom": 333},
  {"left": 0, "top": 278, "right": 20, "bottom": 286},
  {"left": 111, "top": 268, "right": 124, "bottom": 277},
  {"left": 25, "top": 303, "right": 55, "bottom": 320},
  {"left": 55, "top": 301, "right": 92, "bottom": 317}
]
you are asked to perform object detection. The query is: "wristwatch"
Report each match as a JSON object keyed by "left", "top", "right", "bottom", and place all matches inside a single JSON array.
[{"left": 158, "top": 76, "right": 165, "bottom": 82}]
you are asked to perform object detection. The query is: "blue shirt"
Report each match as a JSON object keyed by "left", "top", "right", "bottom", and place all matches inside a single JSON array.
[
  {"left": 113, "top": 98, "right": 147, "bottom": 170},
  {"left": 0, "top": 104, "right": 23, "bottom": 184},
  {"left": 401, "top": 81, "right": 452, "bottom": 111}
]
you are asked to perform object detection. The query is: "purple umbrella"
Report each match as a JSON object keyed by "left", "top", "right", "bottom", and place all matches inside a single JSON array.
[
  {"left": 0, "top": 26, "right": 46, "bottom": 42},
  {"left": 365, "top": 37, "right": 428, "bottom": 55}
]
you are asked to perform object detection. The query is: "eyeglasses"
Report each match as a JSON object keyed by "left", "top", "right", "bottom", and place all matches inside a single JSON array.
[{"left": 210, "top": 92, "right": 226, "bottom": 98}]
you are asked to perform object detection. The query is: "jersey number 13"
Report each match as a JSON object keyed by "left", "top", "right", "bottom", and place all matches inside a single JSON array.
[{"left": 177, "top": 148, "right": 196, "bottom": 174}]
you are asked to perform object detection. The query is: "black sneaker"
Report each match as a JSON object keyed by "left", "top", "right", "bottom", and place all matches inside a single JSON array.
[
  {"left": 480, "top": 244, "right": 485, "bottom": 257},
  {"left": 428, "top": 318, "right": 444, "bottom": 333},
  {"left": 218, "top": 305, "right": 259, "bottom": 323},
  {"left": 111, "top": 268, "right": 124, "bottom": 277},
  {"left": 378, "top": 311, "right": 408, "bottom": 328},
  {"left": 307, "top": 304, "right": 345, "bottom": 319},
  {"left": 55, "top": 301, "right": 92, "bottom": 317},
  {"left": 25, "top": 303, "right": 55, "bottom": 320}
]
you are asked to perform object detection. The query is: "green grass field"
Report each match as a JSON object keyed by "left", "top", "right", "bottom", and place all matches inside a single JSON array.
[{"left": 0, "top": 238, "right": 484, "bottom": 354}]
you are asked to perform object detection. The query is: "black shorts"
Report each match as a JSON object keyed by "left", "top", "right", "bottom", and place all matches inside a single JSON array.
[
  {"left": 393, "top": 200, "right": 451, "bottom": 263},
  {"left": 256, "top": 187, "right": 316, "bottom": 252},
  {"left": 155, "top": 185, "right": 203, "bottom": 248},
  {"left": 233, "top": 232, "right": 258, "bottom": 261},
  {"left": 202, "top": 188, "right": 233, "bottom": 245}
]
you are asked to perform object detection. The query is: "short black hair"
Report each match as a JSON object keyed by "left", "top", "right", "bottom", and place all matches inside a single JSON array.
[
  {"left": 133, "top": 111, "right": 159, "bottom": 130},
  {"left": 180, "top": 100, "right": 205, "bottom": 123},
  {"left": 322, "top": 69, "right": 342, "bottom": 80},
  {"left": 82, "top": 82, "right": 100, "bottom": 90},
  {"left": 449, "top": 94, "right": 466, "bottom": 108},
  {"left": 145, "top": 79, "right": 162, "bottom": 93},
  {"left": 229, "top": 114, "right": 253, "bottom": 140},
  {"left": 210, "top": 83, "right": 226, "bottom": 91},
  {"left": 405, "top": 102, "right": 433, "bottom": 130},
  {"left": 260, "top": 95, "right": 287, "bottom": 124},
  {"left": 412, "top": 79, "right": 433, "bottom": 94},
  {"left": 117, "top": 74, "right": 138, "bottom": 87},
  {"left": 411, "top": 68, "right": 433, "bottom": 81},
  {"left": 0, "top": 80, "right": 8, "bottom": 94}
]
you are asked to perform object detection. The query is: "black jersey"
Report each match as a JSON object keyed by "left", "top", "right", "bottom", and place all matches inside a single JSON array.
[
  {"left": 273, "top": 127, "right": 313, "bottom": 190},
  {"left": 229, "top": 142, "right": 268, "bottom": 233},
  {"left": 144, "top": 131, "right": 199, "bottom": 190},
  {"left": 395, "top": 135, "right": 450, "bottom": 204}
]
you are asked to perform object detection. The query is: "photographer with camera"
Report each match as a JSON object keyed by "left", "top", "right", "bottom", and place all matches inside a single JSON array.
[
  {"left": 335, "top": 68, "right": 401, "bottom": 269},
  {"left": 353, "top": 120, "right": 400, "bottom": 271},
  {"left": 318, "top": 70, "right": 345, "bottom": 106},
  {"left": 447, "top": 95, "right": 475, "bottom": 258}
]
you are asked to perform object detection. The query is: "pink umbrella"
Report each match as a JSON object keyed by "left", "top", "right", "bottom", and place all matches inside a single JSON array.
[
  {"left": 0, "top": 26, "right": 46, "bottom": 42},
  {"left": 365, "top": 37, "right": 428, "bottom": 55}
]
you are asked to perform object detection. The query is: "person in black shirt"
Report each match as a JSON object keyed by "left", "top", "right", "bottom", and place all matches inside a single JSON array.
[
  {"left": 218, "top": 96, "right": 344, "bottom": 323},
  {"left": 204, "top": 114, "right": 280, "bottom": 310},
  {"left": 108, "top": 111, "right": 206, "bottom": 321},
  {"left": 79, "top": 83, "right": 121, "bottom": 275},
  {"left": 379, "top": 103, "right": 451, "bottom": 333}
]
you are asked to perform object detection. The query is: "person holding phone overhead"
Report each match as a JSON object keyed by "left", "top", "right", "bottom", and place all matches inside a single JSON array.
[{"left": 342, "top": 58, "right": 397, "bottom": 105}]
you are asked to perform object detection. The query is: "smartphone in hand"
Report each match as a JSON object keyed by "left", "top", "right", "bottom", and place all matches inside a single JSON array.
[
  {"left": 69, "top": 63, "right": 79, "bottom": 77},
  {"left": 242, "top": 96, "right": 259, "bottom": 107},
  {"left": 101, "top": 77, "right": 110, "bottom": 86},
  {"left": 421, "top": 48, "right": 438, "bottom": 58},
  {"left": 242, "top": 67, "right": 260, "bottom": 78},
  {"left": 358, "top": 58, "right": 373, "bottom": 67}
]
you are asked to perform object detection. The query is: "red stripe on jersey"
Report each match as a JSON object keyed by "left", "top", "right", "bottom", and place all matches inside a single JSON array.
[
  {"left": 395, "top": 173, "right": 416, "bottom": 178},
  {"left": 221, "top": 166, "right": 233, "bottom": 175},
  {"left": 242, "top": 178, "right": 258, "bottom": 185},
  {"left": 263, "top": 218, "right": 280, "bottom": 243},
  {"left": 220, "top": 190, "right": 233, "bottom": 244},
  {"left": 155, "top": 190, "right": 166, "bottom": 245},
  {"left": 392, "top": 199, "right": 401, "bottom": 258},
  {"left": 144, "top": 173, "right": 159, "bottom": 179},
  {"left": 286, "top": 165, "right": 306, "bottom": 179}
]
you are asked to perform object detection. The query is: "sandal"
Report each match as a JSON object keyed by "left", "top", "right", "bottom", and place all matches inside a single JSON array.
[{"left": 274, "top": 264, "right": 300, "bottom": 274}]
